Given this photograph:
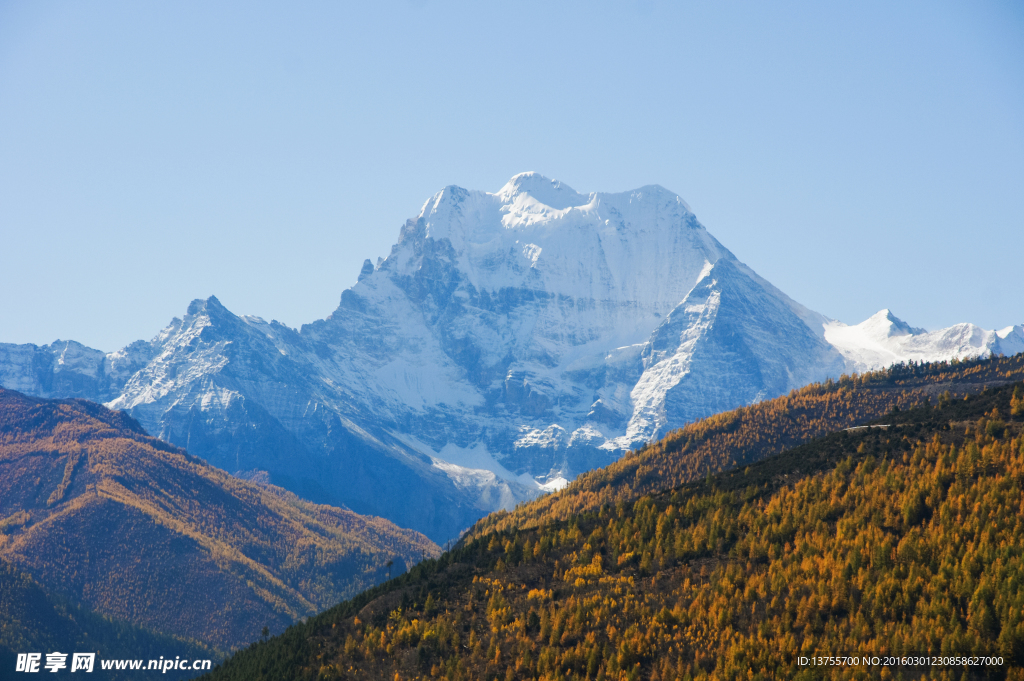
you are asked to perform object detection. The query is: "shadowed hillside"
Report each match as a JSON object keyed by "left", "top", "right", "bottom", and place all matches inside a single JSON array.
[
  {"left": 0, "top": 557, "right": 215, "bottom": 679},
  {"left": 0, "top": 389, "right": 440, "bottom": 651}
]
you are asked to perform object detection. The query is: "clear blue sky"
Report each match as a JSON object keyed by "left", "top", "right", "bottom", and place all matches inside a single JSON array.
[{"left": 2, "top": 1, "right": 1022, "bottom": 351}]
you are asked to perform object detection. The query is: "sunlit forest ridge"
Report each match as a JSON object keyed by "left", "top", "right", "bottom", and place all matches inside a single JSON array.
[{"left": 202, "top": 354, "right": 1024, "bottom": 680}]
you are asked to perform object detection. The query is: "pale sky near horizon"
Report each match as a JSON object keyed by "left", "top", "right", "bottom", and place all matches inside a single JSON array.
[{"left": 1, "top": 1, "right": 1022, "bottom": 352}]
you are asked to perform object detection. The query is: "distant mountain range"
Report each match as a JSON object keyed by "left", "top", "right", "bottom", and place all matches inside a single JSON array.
[
  {"left": 2, "top": 173, "right": 1022, "bottom": 542},
  {"left": 0, "top": 388, "right": 437, "bottom": 650}
]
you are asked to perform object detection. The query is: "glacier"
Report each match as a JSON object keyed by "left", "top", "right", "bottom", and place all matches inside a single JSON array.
[{"left": 2, "top": 172, "right": 1021, "bottom": 542}]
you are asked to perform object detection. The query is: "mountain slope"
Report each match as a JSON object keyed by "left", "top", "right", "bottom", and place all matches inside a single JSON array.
[
  {"left": 198, "top": 375, "right": 1024, "bottom": 681},
  {"left": 98, "top": 295, "right": 533, "bottom": 545},
  {"left": 0, "top": 389, "right": 439, "bottom": 650},
  {"left": 616, "top": 256, "right": 846, "bottom": 446},
  {"left": 1, "top": 174, "right": 1020, "bottom": 543},
  {"left": 472, "top": 351, "right": 1024, "bottom": 540},
  {"left": 0, "top": 558, "right": 214, "bottom": 680}
]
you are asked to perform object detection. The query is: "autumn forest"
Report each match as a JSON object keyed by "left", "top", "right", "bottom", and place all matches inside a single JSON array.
[{"left": 201, "top": 356, "right": 1024, "bottom": 680}]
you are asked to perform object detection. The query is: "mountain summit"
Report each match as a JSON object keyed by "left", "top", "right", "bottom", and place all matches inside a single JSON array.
[
  {"left": 2, "top": 174, "right": 1021, "bottom": 541},
  {"left": 825, "top": 308, "right": 1024, "bottom": 371}
]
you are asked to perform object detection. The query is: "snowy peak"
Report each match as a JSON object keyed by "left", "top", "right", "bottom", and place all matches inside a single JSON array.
[
  {"left": 861, "top": 309, "right": 926, "bottom": 339},
  {"left": 495, "top": 172, "right": 590, "bottom": 211},
  {"left": 48, "top": 339, "right": 107, "bottom": 378},
  {"left": 184, "top": 295, "right": 237, "bottom": 323},
  {"left": 824, "top": 310, "right": 1023, "bottom": 372},
  {"left": 384, "top": 173, "right": 733, "bottom": 314},
  {"left": 408, "top": 174, "right": 697, "bottom": 249},
  {"left": 996, "top": 326, "right": 1024, "bottom": 357}
]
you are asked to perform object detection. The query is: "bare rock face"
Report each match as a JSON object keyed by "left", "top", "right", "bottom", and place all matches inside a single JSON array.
[{"left": 2, "top": 173, "right": 1020, "bottom": 542}]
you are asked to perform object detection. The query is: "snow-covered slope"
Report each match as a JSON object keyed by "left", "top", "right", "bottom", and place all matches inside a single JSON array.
[
  {"left": 613, "top": 257, "right": 847, "bottom": 447},
  {"left": 1, "top": 173, "right": 1020, "bottom": 541}
]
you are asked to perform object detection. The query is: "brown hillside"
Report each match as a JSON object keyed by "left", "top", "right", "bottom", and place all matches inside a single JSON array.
[
  {"left": 470, "top": 353, "right": 1024, "bottom": 539},
  {"left": 0, "top": 389, "right": 440, "bottom": 650}
]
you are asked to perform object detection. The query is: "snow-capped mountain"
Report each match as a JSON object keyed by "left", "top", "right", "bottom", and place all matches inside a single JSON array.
[
  {"left": 2, "top": 173, "right": 1021, "bottom": 541},
  {"left": 824, "top": 309, "right": 1024, "bottom": 372}
]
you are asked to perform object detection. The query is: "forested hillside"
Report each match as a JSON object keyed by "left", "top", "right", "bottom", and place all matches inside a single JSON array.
[
  {"left": 470, "top": 353, "right": 1024, "bottom": 539},
  {"left": 0, "top": 389, "right": 439, "bottom": 650},
  {"left": 201, "top": 362, "right": 1024, "bottom": 680},
  {"left": 0, "top": 557, "right": 214, "bottom": 679}
]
